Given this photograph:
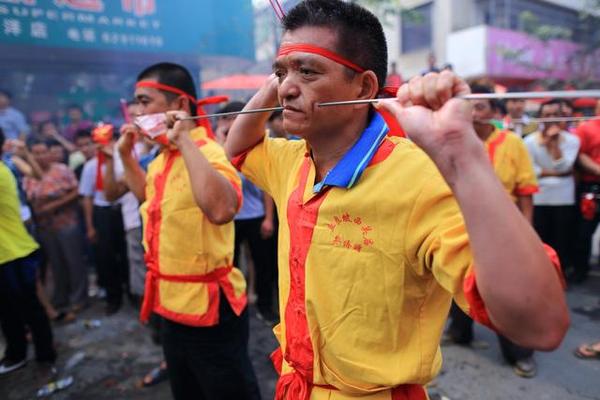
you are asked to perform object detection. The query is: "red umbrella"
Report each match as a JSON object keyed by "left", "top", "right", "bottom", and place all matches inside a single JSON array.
[
  {"left": 573, "top": 98, "right": 598, "bottom": 109},
  {"left": 202, "top": 74, "right": 270, "bottom": 90}
]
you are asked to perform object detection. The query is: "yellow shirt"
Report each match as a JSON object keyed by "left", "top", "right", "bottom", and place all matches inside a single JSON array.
[
  {"left": 484, "top": 129, "right": 538, "bottom": 200},
  {"left": 238, "top": 132, "right": 487, "bottom": 400},
  {"left": 0, "top": 161, "right": 38, "bottom": 264},
  {"left": 139, "top": 127, "right": 247, "bottom": 327}
]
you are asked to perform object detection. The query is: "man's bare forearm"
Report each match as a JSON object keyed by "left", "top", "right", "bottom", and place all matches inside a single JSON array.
[
  {"left": 82, "top": 196, "right": 94, "bottom": 230},
  {"left": 448, "top": 147, "right": 568, "bottom": 350},
  {"left": 263, "top": 192, "right": 274, "bottom": 222},
  {"left": 224, "top": 76, "right": 278, "bottom": 160},
  {"left": 103, "top": 158, "right": 129, "bottom": 202},
  {"left": 10, "top": 155, "right": 33, "bottom": 177},
  {"left": 178, "top": 135, "right": 238, "bottom": 225},
  {"left": 37, "top": 189, "right": 79, "bottom": 215},
  {"left": 540, "top": 169, "right": 571, "bottom": 178},
  {"left": 578, "top": 153, "right": 600, "bottom": 176},
  {"left": 516, "top": 195, "right": 533, "bottom": 225}
]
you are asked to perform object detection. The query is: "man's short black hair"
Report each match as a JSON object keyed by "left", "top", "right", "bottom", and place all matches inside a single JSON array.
[
  {"left": 74, "top": 128, "right": 92, "bottom": 141},
  {"left": 0, "top": 89, "right": 11, "bottom": 99},
  {"left": 538, "top": 99, "right": 562, "bottom": 117},
  {"left": 506, "top": 86, "right": 525, "bottom": 93},
  {"left": 218, "top": 101, "right": 246, "bottom": 115},
  {"left": 469, "top": 83, "right": 499, "bottom": 110},
  {"left": 137, "top": 62, "right": 198, "bottom": 117},
  {"left": 282, "top": 0, "right": 388, "bottom": 89},
  {"left": 503, "top": 86, "right": 526, "bottom": 109},
  {"left": 560, "top": 99, "right": 573, "bottom": 111},
  {"left": 47, "top": 139, "right": 62, "bottom": 148},
  {"left": 67, "top": 104, "right": 83, "bottom": 112},
  {"left": 26, "top": 135, "right": 51, "bottom": 150}
]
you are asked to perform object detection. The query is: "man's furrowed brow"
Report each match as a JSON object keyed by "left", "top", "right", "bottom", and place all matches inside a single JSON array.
[{"left": 272, "top": 60, "right": 284, "bottom": 72}]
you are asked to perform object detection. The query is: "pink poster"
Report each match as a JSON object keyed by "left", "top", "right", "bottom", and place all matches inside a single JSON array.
[{"left": 487, "top": 27, "right": 600, "bottom": 81}]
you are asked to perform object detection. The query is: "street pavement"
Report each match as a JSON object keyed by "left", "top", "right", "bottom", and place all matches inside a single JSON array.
[{"left": 1, "top": 272, "right": 599, "bottom": 400}]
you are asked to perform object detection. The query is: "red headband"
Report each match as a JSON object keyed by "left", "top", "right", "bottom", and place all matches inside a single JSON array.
[
  {"left": 136, "top": 81, "right": 197, "bottom": 104},
  {"left": 277, "top": 43, "right": 365, "bottom": 73}
]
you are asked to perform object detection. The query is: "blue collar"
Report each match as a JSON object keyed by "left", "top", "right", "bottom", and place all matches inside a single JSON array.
[{"left": 313, "top": 112, "right": 389, "bottom": 193}]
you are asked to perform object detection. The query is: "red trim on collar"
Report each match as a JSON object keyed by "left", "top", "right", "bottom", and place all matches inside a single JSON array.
[{"left": 486, "top": 130, "right": 508, "bottom": 164}]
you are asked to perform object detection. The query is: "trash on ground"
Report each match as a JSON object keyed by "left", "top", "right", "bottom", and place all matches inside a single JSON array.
[
  {"left": 36, "top": 376, "right": 74, "bottom": 397},
  {"left": 83, "top": 319, "right": 102, "bottom": 329},
  {"left": 64, "top": 351, "right": 86, "bottom": 370}
]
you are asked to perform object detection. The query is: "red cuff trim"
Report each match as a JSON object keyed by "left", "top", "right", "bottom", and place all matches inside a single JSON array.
[
  {"left": 543, "top": 243, "right": 566, "bottom": 289},
  {"left": 463, "top": 271, "right": 497, "bottom": 331},
  {"left": 464, "top": 243, "right": 565, "bottom": 331},
  {"left": 231, "top": 151, "right": 249, "bottom": 172},
  {"left": 514, "top": 185, "right": 539, "bottom": 196},
  {"left": 231, "top": 139, "right": 264, "bottom": 171},
  {"left": 229, "top": 178, "right": 243, "bottom": 213}
]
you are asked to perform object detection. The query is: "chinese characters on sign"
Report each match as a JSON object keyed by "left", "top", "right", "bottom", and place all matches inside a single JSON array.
[{"left": 0, "top": 0, "right": 164, "bottom": 50}]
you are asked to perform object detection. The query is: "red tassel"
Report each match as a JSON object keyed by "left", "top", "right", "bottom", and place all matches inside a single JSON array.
[
  {"left": 581, "top": 193, "right": 596, "bottom": 221},
  {"left": 96, "top": 151, "right": 105, "bottom": 191}
]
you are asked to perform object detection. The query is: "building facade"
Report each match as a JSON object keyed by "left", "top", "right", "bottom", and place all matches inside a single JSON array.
[
  {"left": 0, "top": 0, "right": 255, "bottom": 121},
  {"left": 386, "top": 0, "right": 599, "bottom": 85}
]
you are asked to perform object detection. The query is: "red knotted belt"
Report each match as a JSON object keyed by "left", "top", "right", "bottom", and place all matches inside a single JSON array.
[
  {"left": 270, "top": 348, "right": 427, "bottom": 400},
  {"left": 139, "top": 255, "right": 233, "bottom": 323}
]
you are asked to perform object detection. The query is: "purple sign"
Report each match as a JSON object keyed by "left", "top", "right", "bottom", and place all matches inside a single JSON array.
[{"left": 487, "top": 27, "right": 600, "bottom": 81}]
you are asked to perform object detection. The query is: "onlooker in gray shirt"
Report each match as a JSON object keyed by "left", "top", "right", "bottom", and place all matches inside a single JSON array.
[{"left": 524, "top": 100, "right": 580, "bottom": 273}]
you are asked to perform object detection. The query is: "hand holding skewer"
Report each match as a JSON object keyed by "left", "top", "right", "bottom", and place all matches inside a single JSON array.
[
  {"left": 375, "top": 71, "right": 480, "bottom": 178},
  {"left": 165, "top": 111, "right": 197, "bottom": 147}
]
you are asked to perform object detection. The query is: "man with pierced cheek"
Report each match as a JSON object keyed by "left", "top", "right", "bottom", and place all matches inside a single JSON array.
[
  {"left": 225, "top": 1, "right": 568, "bottom": 399},
  {"left": 116, "top": 62, "right": 260, "bottom": 400}
]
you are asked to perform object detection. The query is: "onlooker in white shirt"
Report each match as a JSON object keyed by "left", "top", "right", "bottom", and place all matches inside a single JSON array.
[{"left": 525, "top": 99, "right": 580, "bottom": 273}]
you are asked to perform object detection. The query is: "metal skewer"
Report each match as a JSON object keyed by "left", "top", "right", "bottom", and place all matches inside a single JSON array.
[
  {"left": 463, "top": 90, "right": 600, "bottom": 100},
  {"left": 318, "top": 90, "right": 600, "bottom": 107},
  {"left": 176, "top": 90, "right": 600, "bottom": 120},
  {"left": 179, "top": 106, "right": 283, "bottom": 121},
  {"left": 480, "top": 116, "right": 600, "bottom": 124}
]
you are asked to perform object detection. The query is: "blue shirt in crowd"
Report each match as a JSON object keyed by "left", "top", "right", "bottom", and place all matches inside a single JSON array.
[
  {"left": 0, "top": 107, "right": 30, "bottom": 140},
  {"left": 235, "top": 174, "right": 265, "bottom": 220}
]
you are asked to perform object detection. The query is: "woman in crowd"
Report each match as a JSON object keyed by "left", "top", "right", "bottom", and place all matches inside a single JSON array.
[{"left": 23, "top": 137, "right": 88, "bottom": 320}]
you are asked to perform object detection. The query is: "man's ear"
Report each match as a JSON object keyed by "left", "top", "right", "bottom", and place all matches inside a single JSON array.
[
  {"left": 355, "top": 71, "right": 379, "bottom": 101},
  {"left": 176, "top": 95, "right": 192, "bottom": 114}
]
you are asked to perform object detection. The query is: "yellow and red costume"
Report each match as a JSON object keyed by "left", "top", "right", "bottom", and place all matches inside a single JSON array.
[
  {"left": 232, "top": 43, "right": 558, "bottom": 400},
  {"left": 139, "top": 126, "right": 246, "bottom": 326},
  {"left": 234, "top": 111, "right": 496, "bottom": 400},
  {"left": 484, "top": 128, "right": 538, "bottom": 200}
]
